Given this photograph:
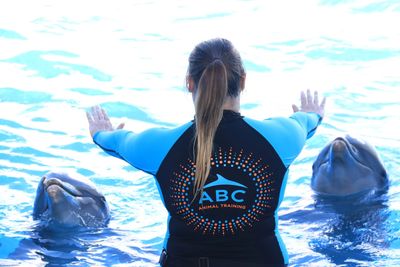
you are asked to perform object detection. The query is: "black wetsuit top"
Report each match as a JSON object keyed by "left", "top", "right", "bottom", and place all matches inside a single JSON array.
[{"left": 94, "top": 110, "right": 321, "bottom": 266}]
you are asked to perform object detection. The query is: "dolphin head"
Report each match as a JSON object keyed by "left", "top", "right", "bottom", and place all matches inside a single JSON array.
[
  {"left": 33, "top": 172, "right": 110, "bottom": 227},
  {"left": 311, "top": 135, "right": 388, "bottom": 197}
]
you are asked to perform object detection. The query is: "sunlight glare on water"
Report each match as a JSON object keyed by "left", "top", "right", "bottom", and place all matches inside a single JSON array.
[{"left": 0, "top": 0, "right": 399, "bottom": 266}]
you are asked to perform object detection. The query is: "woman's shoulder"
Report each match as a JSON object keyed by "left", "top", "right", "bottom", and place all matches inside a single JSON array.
[
  {"left": 132, "top": 121, "right": 194, "bottom": 146},
  {"left": 242, "top": 115, "right": 294, "bottom": 132},
  {"left": 141, "top": 121, "right": 194, "bottom": 136}
]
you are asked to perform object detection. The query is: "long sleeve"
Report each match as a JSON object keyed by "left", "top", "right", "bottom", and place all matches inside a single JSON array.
[
  {"left": 92, "top": 122, "right": 193, "bottom": 175},
  {"left": 244, "top": 112, "right": 322, "bottom": 167}
]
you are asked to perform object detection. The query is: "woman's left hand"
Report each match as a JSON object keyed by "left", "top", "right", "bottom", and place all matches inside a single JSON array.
[
  {"left": 292, "top": 89, "right": 326, "bottom": 118},
  {"left": 86, "top": 105, "right": 125, "bottom": 137}
]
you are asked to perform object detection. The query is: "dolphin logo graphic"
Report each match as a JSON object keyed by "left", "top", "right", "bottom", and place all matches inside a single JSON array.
[
  {"left": 204, "top": 174, "right": 247, "bottom": 189},
  {"left": 199, "top": 174, "right": 247, "bottom": 204}
]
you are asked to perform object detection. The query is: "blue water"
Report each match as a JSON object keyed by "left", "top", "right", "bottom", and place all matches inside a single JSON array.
[{"left": 0, "top": 0, "right": 399, "bottom": 266}]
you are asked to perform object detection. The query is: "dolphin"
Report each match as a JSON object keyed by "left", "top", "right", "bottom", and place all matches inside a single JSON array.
[
  {"left": 204, "top": 174, "right": 248, "bottom": 189},
  {"left": 311, "top": 135, "right": 388, "bottom": 196},
  {"left": 33, "top": 172, "right": 110, "bottom": 227}
]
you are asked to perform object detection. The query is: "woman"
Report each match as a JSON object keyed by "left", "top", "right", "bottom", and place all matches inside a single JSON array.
[{"left": 86, "top": 38, "right": 325, "bottom": 267}]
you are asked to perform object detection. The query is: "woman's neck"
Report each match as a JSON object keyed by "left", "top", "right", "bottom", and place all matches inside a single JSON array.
[{"left": 222, "top": 96, "right": 240, "bottom": 112}]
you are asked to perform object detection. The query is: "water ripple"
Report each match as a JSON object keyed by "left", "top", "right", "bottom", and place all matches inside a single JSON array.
[{"left": 1, "top": 51, "right": 112, "bottom": 81}]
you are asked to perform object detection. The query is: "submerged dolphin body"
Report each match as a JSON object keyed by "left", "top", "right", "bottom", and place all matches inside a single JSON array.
[
  {"left": 33, "top": 172, "right": 110, "bottom": 227},
  {"left": 311, "top": 135, "right": 388, "bottom": 196}
]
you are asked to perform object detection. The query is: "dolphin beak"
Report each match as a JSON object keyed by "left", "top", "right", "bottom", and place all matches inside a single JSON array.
[
  {"left": 329, "top": 138, "right": 351, "bottom": 162},
  {"left": 43, "top": 177, "right": 83, "bottom": 211},
  {"left": 43, "top": 177, "right": 82, "bottom": 197},
  {"left": 328, "top": 137, "right": 368, "bottom": 169},
  {"left": 44, "top": 178, "right": 81, "bottom": 215},
  {"left": 332, "top": 138, "right": 347, "bottom": 152}
]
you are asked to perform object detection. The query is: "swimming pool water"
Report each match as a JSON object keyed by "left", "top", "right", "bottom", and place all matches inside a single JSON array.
[{"left": 0, "top": 0, "right": 399, "bottom": 266}]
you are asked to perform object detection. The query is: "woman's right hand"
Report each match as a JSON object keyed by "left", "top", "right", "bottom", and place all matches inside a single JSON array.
[
  {"left": 292, "top": 89, "right": 326, "bottom": 118},
  {"left": 86, "top": 105, "right": 125, "bottom": 138}
]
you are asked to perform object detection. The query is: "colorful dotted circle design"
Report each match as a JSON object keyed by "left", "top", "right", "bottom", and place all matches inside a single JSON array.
[{"left": 170, "top": 147, "right": 275, "bottom": 236}]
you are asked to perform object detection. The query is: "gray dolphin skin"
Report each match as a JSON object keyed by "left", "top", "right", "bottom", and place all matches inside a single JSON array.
[
  {"left": 33, "top": 172, "right": 110, "bottom": 227},
  {"left": 311, "top": 135, "right": 388, "bottom": 196}
]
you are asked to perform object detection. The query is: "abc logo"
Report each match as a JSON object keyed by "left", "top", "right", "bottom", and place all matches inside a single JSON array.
[
  {"left": 199, "top": 189, "right": 246, "bottom": 204},
  {"left": 198, "top": 174, "right": 248, "bottom": 205}
]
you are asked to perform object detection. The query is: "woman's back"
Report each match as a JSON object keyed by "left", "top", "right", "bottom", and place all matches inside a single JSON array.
[{"left": 93, "top": 109, "right": 321, "bottom": 266}]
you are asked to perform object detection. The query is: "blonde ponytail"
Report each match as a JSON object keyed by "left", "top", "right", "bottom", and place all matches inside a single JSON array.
[{"left": 193, "top": 59, "right": 228, "bottom": 197}]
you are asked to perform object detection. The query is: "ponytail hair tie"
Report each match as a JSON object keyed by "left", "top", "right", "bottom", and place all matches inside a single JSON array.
[{"left": 211, "top": 57, "right": 223, "bottom": 63}]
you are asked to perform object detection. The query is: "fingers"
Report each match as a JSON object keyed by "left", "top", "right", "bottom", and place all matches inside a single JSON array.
[
  {"left": 89, "top": 105, "right": 106, "bottom": 121},
  {"left": 86, "top": 105, "right": 116, "bottom": 137},
  {"left": 86, "top": 111, "right": 94, "bottom": 123},
  {"left": 295, "top": 90, "right": 326, "bottom": 117},
  {"left": 96, "top": 106, "right": 104, "bottom": 120},
  {"left": 101, "top": 107, "right": 108, "bottom": 121},
  {"left": 302, "top": 90, "right": 325, "bottom": 106},
  {"left": 91, "top": 106, "right": 99, "bottom": 121},
  {"left": 300, "top": 91, "right": 306, "bottom": 107},
  {"left": 306, "top": 89, "right": 312, "bottom": 104},
  {"left": 314, "top": 91, "right": 319, "bottom": 106},
  {"left": 320, "top": 96, "right": 326, "bottom": 108}
]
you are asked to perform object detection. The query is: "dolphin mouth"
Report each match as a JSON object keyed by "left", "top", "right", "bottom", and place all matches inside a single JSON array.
[
  {"left": 44, "top": 178, "right": 82, "bottom": 197},
  {"left": 321, "top": 137, "right": 371, "bottom": 170},
  {"left": 330, "top": 138, "right": 352, "bottom": 160}
]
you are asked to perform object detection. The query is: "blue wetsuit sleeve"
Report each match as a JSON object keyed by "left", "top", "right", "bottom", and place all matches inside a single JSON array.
[
  {"left": 244, "top": 112, "right": 322, "bottom": 167},
  {"left": 290, "top": 111, "right": 322, "bottom": 139},
  {"left": 93, "top": 122, "right": 193, "bottom": 175},
  {"left": 92, "top": 130, "right": 128, "bottom": 160}
]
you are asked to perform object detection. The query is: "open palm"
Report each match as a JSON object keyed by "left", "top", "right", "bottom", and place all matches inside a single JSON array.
[{"left": 86, "top": 105, "right": 124, "bottom": 137}]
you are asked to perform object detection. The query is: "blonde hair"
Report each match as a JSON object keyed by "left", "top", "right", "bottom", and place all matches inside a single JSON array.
[
  {"left": 193, "top": 60, "right": 228, "bottom": 196},
  {"left": 187, "top": 38, "right": 245, "bottom": 200}
]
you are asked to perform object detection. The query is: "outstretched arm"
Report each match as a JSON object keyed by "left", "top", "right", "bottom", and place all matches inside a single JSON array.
[
  {"left": 86, "top": 105, "right": 193, "bottom": 175},
  {"left": 244, "top": 90, "right": 326, "bottom": 167}
]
